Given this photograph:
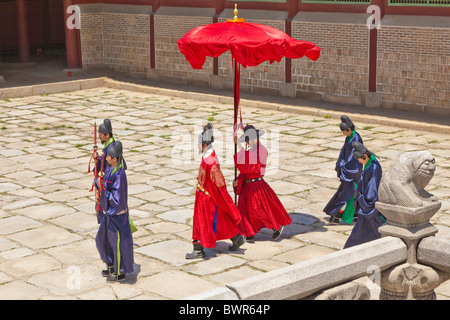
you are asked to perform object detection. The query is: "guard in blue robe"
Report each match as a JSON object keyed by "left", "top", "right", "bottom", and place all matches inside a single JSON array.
[
  {"left": 344, "top": 141, "right": 385, "bottom": 249},
  {"left": 324, "top": 115, "right": 363, "bottom": 224},
  {"left": 95, "top": 119, "right": 115, "bottom": 224},
  {"left": 95, "top": 141, "right": 134, "bottom": 282}
]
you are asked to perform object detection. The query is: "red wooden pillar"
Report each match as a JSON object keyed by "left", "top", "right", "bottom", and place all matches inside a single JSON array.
[
  {"left": 285, "top": 0, "right": 299, "bottom": 83},
  {"left": 150, "top": 0, "right": 160, "bottom": 69},
  {"left": 368, "top": 28, "right": 377, "bottom": 92},
  {"left": 213, "top": 0, "right": 225, "bottom": 76},
  {"left": 63, "top": 0, "right": 81, "bottom": 68},
  {"left": 150, "top": 13, "right": 155, "bottom": 69},
  {"left": 212, "top": 14, "right": 219, "bottom": 76},
  {"left": 368, "top": 0, "right": 385, "bottom": 92},
  {"left": 16, "top": 0, "right": 30, "bottom": 63},
  {"left": 285, "top": 19, "right": 292, "bottom": 83}
]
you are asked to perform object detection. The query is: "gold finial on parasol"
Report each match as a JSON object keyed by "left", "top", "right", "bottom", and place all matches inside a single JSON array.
[{"left": 227, "top": 4, "right": 245, "bottom": 23}]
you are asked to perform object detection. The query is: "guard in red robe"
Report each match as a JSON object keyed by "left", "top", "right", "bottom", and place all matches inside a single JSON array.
[
  {"left": 186, "top": 123, "right": 245, "bottom": 259},
  {"left": 233, "top": 125, "right": 292, "bottom": 241}
]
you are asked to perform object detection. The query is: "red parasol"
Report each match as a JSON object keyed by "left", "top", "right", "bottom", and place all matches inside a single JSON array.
[
  {"left": 177, "top": 6, "right": 321, "bottom": 200},
  {"left": 177, "top": 19, "right": 320, "bottom": 70}
]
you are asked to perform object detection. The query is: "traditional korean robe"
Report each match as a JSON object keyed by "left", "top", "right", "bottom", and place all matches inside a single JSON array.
[
  {"left": 95, "top": 137, "right": 115, "bottom": 176},
  {"left": 234, "top": 142, "right": 292, "bottom": 237},
  {"left": 95, "top": 137, "right": 115, "bottom": 224},
  {"left": 344, "top": 155, "right": 385, "bottom": 249},
  {"left": 96, "top": 164, "right": 134, "bottom": 275},
  {"left": 323, "top": 130, "right": 363, "bottom": 223},
  {"left": 192, "top": 149, "right": 242, "bottom": 248}
]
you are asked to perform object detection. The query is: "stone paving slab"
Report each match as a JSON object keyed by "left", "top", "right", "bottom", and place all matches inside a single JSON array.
[
  {"left": 0, "top": 216, "right": 43, "bottom": 235},
  {"left": 183, "top": 255, "right": 247, "bottom": 276},
  {"left": 136, "top": 239, "right": 195, "bottom": 267},
  {"left": 135, "top": 270, "right": 218, "bottom": 300},
  {"left": 8, "top": 225, "right": 84, "bottom": 250},
  {"left": 0, "top": 237, "right": 20, "bottom": 252},
  {"left": 0, "top": 82, "right": 449, "bottom": 300}
]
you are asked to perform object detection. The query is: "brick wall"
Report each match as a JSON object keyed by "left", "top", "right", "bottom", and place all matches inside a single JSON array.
[
  {"left": 78, "top": 5, "right": 450, "bottom": 116},
  {"left": 377, "top": 26, "right": 450, "bottom": 114},
  {"left": 103, "top": 13, "right": 150, "bottom": 78},
  {"left": 217, "top": 18, "right": 286, "bottom": 95},
  {"left": 292, "top": 21, "right": 369, "bottom": 104},
  {"left": 80, "top": 11, "right": 150, "bottom": 78},
  {"left": 154, "top": 14, "right": 213, "bottom": 86},
  {"left": 80, "top": 13, "right": 103, "bottom": 66}
]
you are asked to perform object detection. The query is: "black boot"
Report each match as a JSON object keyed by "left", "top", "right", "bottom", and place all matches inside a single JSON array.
[
  {"left": 229, "top": 234, "right": 245, "bottom": 251},
  {"left": 101, "top": 264, "right": 114, "bottom": 277},
  {"left": 246, "top": 235, "right": 255, "bottom": 243},
  {"left": 328, "top": 216, "right": 340, "bottom": 224},
  {"left": 106, "top": 273, "right": 126, "bottom": 282},
  {"left": 328, "top": 210, "right": 343, "bottom": 224},
  {"left": 186, "top": 241, "right": 206, "bottom": 259},
  {"left": 272, "top": 226, "right": 284, "bottom": 240}
]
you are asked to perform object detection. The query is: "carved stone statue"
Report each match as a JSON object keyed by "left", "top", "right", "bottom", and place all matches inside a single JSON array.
[
  {"left": 375, "top": 151, "right": 448, "bottom": 300},
  {"left": 378, "top": 151, "right": 437, "bottom": 208},
  {"left": 377, "top": 151, "right": 440, "bottom": 228}
]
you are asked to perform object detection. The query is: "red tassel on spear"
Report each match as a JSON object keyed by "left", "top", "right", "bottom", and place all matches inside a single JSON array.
[
  {"left": 88, "top": 122, "right": 103, "bottom": 211},
  {"left": 88, "top": 122, "right": 97, "bottom": 175},
  {"left": 89, "top": 122, "right": 98, "bottom": 183}
]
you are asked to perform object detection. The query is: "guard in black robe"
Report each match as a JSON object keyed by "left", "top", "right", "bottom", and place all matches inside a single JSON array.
[
  {"left": 344, "top": 141, "right": 385, "bottom": 249},
  {"left": 324, "top": 115, "right": 363, "bottom": 224}
]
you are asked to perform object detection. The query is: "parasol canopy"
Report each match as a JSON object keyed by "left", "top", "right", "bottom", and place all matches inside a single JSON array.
[{"left": 177, "top": 20, "right": 321, "bottom": 70}]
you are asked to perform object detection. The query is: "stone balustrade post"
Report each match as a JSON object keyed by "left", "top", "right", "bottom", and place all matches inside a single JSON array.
[{"left": 375, "top": 151, "right": 450, "bottom": 300}]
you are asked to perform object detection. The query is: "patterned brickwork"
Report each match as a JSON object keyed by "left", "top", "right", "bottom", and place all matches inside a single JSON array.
[
  {"left": 80, "top": 12, "right": 150, "bottom": 77},
  {"left": 291, "top": 21, "right": 370, "bottom": 101},
  {"left": 377, "top": 26, "right": 450, "bottom": 114},
  {"left": 103, "top": 13, "right": 150, "bottom": 77},
  {"left": 80, "top": 13, "right": 103, "bottom": 66},
  {"left": 217, "top": 18, "right": 286, "bottom": 94},
  {"left": 154, "top": 15, "right": 213, "bottom": 83},
  {"left": 79, "top": 9, "right": 450, "bottom": 115}
]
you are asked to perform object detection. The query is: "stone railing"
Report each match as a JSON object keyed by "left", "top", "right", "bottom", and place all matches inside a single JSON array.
[
  {"left": 376, "top": 151, "right": 450, "bottom": 299},
  {"left": 187, "top": 236, "right": 406, "bottom": 300},
  {"left": 187, "top": 151, "right": 450, "bottom": 300}
]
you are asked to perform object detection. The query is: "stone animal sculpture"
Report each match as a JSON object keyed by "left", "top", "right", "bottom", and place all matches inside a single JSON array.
[{"left": 378, "top": 151, "right": 437, "bottom": 207}]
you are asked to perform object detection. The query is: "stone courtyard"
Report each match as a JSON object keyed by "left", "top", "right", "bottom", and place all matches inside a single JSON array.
[{"left": 0, "top": 81, "right": 449, "bottom": 300}]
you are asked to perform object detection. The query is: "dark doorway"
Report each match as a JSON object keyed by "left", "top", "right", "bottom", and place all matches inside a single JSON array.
[{"left": 0, "top": 0, "right": 65, "bottom": 63}]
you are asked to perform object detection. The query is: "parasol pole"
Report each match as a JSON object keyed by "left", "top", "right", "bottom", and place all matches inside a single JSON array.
[
  {"left": 232, "top": 4, "right": 241, "bottom": 204},
  {"left": 233, "top": 58, "right": 238, "bottom": 204},
  {"left": 233, "top": 58, "right": 242, "bottom": 204}
]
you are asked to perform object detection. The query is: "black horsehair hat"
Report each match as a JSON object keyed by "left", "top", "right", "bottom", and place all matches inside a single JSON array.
[
  {"left": 107, "top": 140, "right": 122, "bottom": 159},
  {"left": 239, "top": 124, "right": 265, "bottom": 143},
  {"left": 352, "top": 141, "right": 373, "bottom": 160},
  {"left": 107, "top": 140, "right": 127, "bottom": 170},
  {"left": 98, "top": 119, "right": 112, "bottom": 135},
  {"left": 198, "top": 123, "right": 214, "bottom": 145},
  {"left": 339, "top": 115, "right": 354, "bottom": 132}
]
